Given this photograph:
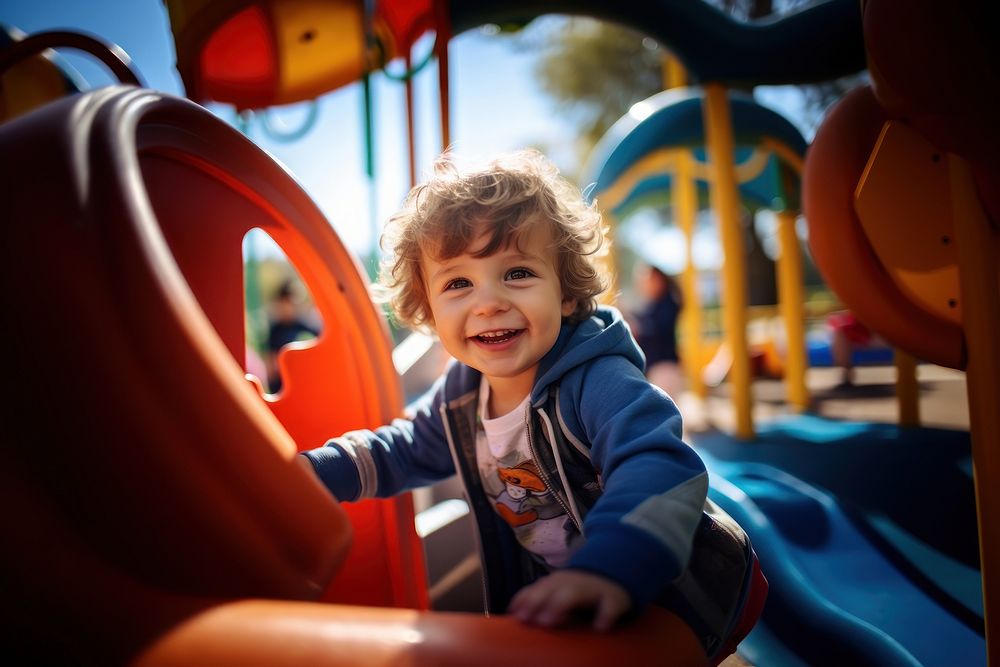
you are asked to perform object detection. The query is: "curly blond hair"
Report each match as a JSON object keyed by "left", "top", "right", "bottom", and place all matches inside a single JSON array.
[{"left": 377, "top": 149, "right": 609, "bottom": 331}]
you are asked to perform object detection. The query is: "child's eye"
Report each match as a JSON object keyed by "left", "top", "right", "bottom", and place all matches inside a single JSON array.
[
  {"left": 444, "top": 277, "right": 471, "bottom": 291},
  {"left": 505, "top": 267, "right": 535, "bottom": 281}
]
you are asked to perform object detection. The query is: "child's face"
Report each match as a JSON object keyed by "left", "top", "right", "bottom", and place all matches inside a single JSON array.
[{"left": 422, "top": 222, "right": 575, "bottom": 399}]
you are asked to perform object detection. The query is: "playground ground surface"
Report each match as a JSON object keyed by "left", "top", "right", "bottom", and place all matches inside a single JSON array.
[{"left": 679, "top": 363, "right": 969, "bottom": 438}]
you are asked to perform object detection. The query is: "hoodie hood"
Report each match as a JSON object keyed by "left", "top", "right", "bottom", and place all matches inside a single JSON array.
[{"left": 530, "top": 305, "right": 645, "bottom": 404}]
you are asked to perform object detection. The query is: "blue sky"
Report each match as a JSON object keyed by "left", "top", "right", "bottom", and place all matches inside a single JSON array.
[{"left": 3, "top": 0, "right": 577, "bottom": 259}]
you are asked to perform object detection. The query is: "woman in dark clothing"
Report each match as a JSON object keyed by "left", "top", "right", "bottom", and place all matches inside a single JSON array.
[{"left": 633, "top": 263, "right": 684, "bottom": 397}]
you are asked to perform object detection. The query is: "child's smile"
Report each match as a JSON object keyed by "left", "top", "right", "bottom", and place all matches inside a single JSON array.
[{"left": 471, "top": 328, "right": 524, "bottom": 347}]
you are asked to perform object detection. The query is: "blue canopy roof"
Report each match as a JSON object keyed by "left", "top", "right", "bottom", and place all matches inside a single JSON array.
[{"left": 582, "top": 87, "right": 807, "bottom": 216}]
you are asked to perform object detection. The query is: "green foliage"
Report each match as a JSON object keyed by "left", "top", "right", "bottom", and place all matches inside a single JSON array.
[{"left": 515, "top": 18, "right": 665, "bottom": 151}]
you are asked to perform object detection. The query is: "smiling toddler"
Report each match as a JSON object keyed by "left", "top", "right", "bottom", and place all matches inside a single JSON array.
[{"left": 299, "top": 149, "right": 766, "bottom": 665}]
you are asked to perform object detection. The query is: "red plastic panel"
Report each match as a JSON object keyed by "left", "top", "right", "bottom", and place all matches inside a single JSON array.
[
  {"left": 137, "top": 122, "right": 428, "bottom": 609},
  {"left": 200, "top": 6, "right": 277, "bottom": 103},
  {"left": 0, "top": 89, "right": 354, "bottom": 657}
]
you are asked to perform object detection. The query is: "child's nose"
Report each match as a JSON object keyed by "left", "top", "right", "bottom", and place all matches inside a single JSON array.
[{"left": 472, "top": 285, "right": 510, "bottom": 317}]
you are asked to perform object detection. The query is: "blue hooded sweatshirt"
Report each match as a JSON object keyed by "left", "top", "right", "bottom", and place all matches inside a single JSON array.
[{"left": 303, "top": 306, "right": 710, "bottom": 615}]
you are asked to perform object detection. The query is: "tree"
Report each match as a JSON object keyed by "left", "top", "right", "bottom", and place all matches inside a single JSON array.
[{"left": 510, "top": 18, "right": 665, "bottom": 153}]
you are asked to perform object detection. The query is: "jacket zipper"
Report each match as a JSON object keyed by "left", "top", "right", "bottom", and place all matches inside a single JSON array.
[
  {"left": 537, "top": 406, "right": 585, "bottom": 531},
  {"left": 523, "top": 406, "right": 581, "bottom": 533}
]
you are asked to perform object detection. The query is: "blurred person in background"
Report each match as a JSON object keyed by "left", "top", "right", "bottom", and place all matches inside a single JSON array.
[
  {"left": 265, "top": 279, "right": 319, "bottom": 393},
  {"left": 632, "top": 261, "right": 684, "bottom": 397}
]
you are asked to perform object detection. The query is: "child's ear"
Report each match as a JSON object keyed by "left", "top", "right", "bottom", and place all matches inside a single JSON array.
[{"left": 561, "top": 298, "right": 577, "bottom": 317}]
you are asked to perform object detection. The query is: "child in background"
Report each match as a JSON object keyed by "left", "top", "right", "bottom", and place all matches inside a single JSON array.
[
  {"left": 265, "top": 279, "right": 319, "bottom": 393},
  {"left": 299, "top": 149, "right": 765, "bottom": 665},
  {"left": 827, "top": 309, "right": 881, "bottom": 389}
]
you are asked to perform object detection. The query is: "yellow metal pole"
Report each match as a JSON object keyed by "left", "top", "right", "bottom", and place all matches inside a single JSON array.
[
  {"left": 675, "top": 150, "right": 706, "bottom": 398},
  {"left": 950, "top": 154, "right": 999, "bottom": 665},
  {"left": 775, "top": 209, "right": 809, "bottom": 411},
  {"left": 894, "top": 350, "right": 921, "bottom": 427},
  {"left": 662, "top": 54, "right": 706, "bottom": 397},
  {"left": 703, "top": 83, "right": 753, "bottom": 439},
  {"left": 663, "top": 52, "right": 688, "bottom": 89}
]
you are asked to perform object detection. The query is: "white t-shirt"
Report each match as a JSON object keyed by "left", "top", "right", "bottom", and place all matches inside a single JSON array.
[{"left": 475, "top": 377, "right": 582, "bottom": 569}]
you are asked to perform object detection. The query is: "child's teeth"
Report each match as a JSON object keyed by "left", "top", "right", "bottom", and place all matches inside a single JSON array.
[{"left": 478, "top": 329, "right": 517, "bottom": 342}]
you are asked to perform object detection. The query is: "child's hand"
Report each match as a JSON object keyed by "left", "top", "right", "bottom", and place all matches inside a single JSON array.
[{"left": 507, "top": 569, "right": 631, "bottom": 632}]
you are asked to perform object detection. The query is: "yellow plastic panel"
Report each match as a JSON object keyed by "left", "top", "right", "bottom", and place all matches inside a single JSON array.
[
  {"left": 854, "top": 121, "right": 962, "bottom": 324},
  {"left": 273, "top": 0, "right": 367, "bottom": 105}
]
